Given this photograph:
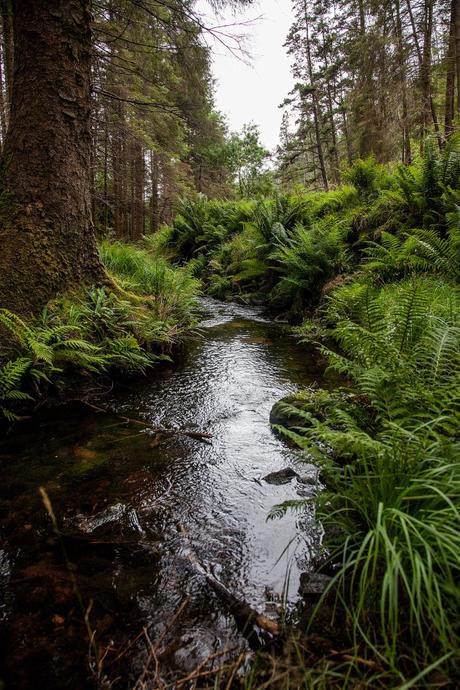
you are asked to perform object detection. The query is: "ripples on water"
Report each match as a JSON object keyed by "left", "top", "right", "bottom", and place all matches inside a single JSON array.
[
  {"left": 0, "top": 297, "right": 327, "bottom": 673},
  {"left": 112, "top": 298, "right": 326, "bottom": 663}
]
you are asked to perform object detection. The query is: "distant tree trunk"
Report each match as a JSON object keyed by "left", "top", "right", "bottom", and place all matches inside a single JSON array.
[
  {"left": 326, "top": 83, "right": 340, "bottom": 183},
  {"left": 112, "top": 127, "right": 123, "bottom": 236},
  {"left": 150, "top": 151, "right": 160, "bottom": 233},
  {"left": 130, "top": 138, "right": 144, "bottom": 240},
  {"left": 341, "top": 104, "right": 353, "bottom": 164},
  {"left": 102, "top": 107, "right": 109, "bottom": 233},
  {"left": 394, "top": 0, "right": 412, "bottom": 163},
  {"left": 321, "top": 40, "right": 340, "bottom": 183},
  {"left": 303, "top": 1, "right": 328, "bottom": 190},
  {"left": 405, "top": 0, "right": 441, "bottom": 148},
  {"left": 0, "top": 0, "right": 105, "bottom": 315},
  {"left": 0, "top": 0, "right": 14, "bottom": 107},
  {"left": 421, "top": 0, "right": 433, "bottom": 134},
  {"left": 111, "top": 90, "right": 128, "bottom": 238},
  {"left": 445, "top": 0, "right": 456, "bottom": 138},
  {"left": 455, "top": 0, "right": 460, "bottom": 113},
  {"left": 0, "top": 41, "right": 7, "bottom": 142}
]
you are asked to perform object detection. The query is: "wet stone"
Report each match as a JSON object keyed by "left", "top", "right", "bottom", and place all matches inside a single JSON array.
[
  {"left": 299, "top": 572, "right": 333, "bottom": 596},
  {"left": 263, "top": 467, "right": 299, "bottom": 484}
]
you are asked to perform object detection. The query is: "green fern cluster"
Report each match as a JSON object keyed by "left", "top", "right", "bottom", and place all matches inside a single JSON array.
[
  {"left": 0, "top": 356, "right": 34, "bottom": 421},
  {"left": 0, "top": 239, "right": 200, "bottom": 423},
  {"left": 163, "top": 195, "right": 256, "bottom": 261},
  {"left": 269, "top": 220, "right": 350, "bottom": 312},
  {"left": 343, "top": 156, "right": 389, "bottom": 198},
  {"left": 291, "top": 277, "right": 460, "bottom": 463},
  {"left": 363, "top": 224, "right": 460, "bottom": 281},
  {"left": 395, "top": 135, "right": 460, "bottom": 231},
  {"left": 272, "top": 276, "right": 460, "bottom": 677}
]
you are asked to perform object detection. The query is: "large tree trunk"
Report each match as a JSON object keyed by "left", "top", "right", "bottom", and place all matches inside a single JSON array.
[{"left": 0, "top": 0, "right": 105, "bottom": 315}]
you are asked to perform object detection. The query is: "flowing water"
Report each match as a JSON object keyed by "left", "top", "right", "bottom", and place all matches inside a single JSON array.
[{"left": 0, "top": 298, "right": 328, "bottom": 683}]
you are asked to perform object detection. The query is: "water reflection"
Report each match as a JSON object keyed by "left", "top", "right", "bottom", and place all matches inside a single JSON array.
[
  {"left": 0, "top": 298, "right": 327, "bottom": 674},
  {"left": 114, "top": 298, "right": 325, "bottom": 659}
]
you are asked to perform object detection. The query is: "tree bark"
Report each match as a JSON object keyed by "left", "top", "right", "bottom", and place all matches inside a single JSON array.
[
  {"left": 0, "top": 0, "right": 105, "bottom": 315},
  {"left": 455, "top": 0, "right": 460, "bottom": 113},
  {"left": 150, "top": 151, "right": 160, "bottom": 233},
  {"left": 393, "top": 0, "right": 412, "bottom": 163},
  {"left": 445, "top": 0, "right": 456, "bottom": 138},
  {"left": 130, "top": 137, "right": 144, "bottom": 240},
  {"left": 303, "top": 0, "right": 328, "bottom": 190},
  {"left": 0, "top": 0, "right": 14, "bottom": 108},
  {"left": 405, "top": 0, "right": 441, "bottom": 148},
  {"left": 0, "top": 40, "right": 7, "bottom": 142},
  {"left": 111, "top": 87, "right": 128, "bottom": 238}
]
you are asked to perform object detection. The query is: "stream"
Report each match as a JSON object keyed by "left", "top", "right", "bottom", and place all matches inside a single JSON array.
[{"left": 0, "top": 298, "right": 328, "bottom": 686}]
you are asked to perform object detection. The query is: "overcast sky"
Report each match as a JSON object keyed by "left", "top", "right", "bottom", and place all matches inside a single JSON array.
[{"left": 197, "top": 0, "right": 295, "bottom": 152}]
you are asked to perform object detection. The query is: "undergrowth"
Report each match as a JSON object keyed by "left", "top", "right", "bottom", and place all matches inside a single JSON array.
[
  {"left": 3, "top": 138, "right": 460, "bottom": 687},
  {"left": 156, "top": 136, "right": 460, "bottom": 323},
  {"left": 0, "top": 240, "right": 200, "bottom": 421},
  {"left": 146, "top": 136, "right": 460, "bottom": 685}
]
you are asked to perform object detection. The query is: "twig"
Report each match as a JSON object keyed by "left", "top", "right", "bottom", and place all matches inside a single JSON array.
[
  {"left": 330, "top": 650, "right": 382, "bottom": 670},
  {"left": 179, "top": 524, "right": 280, "bottom": 637},
  {"left": 76, "top": 399, "right": 213, "bottom": 443},
  {"left": 156, "top": 597, "right": 189, "bottom": 647}
]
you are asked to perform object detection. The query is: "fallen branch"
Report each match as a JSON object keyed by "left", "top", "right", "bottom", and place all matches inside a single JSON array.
[
  {"left": 75, "top": 399, "right": 213, "bottom": 444},
  {"left": 179, "top": 525, "right": 280, "bottom": 638}
]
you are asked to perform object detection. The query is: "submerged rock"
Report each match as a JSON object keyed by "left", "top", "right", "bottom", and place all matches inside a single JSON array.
[
  {"left": 297, "top": 463, "right": 320, "bottom": 485},
  {"left": 263, "top": 467, "right": 299, "bottom": 484},
  {"left": 299, "top": 571, "right": 333, "bottom": 596}
]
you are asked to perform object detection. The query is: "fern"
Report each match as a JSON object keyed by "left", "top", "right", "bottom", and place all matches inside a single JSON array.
[{"left": 0, "top": 357, "right": 34, "bottom": 421}]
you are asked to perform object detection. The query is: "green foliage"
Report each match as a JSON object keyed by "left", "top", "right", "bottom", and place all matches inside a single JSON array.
[
  {"left": 272, "top": 276, "right": 460, "bottom": 678},
  {"left": 162, "top": 196, "right": 256, "bottom": 261},
  {"left": 321, "top": 453, "right": 460, "bottom": 672},
  {"left": 395, "top": 135, "right": 460, "bottom": 231},
  {"left": 363, "top": 224, "right": 460, "bottom": 282},
  {"left": 343, "top": 157, "right": 388, "bottom": 198},
  {"left": 269, "top": 221, "right": 350, "bottom": 313},
  {"left": 0, "top": 240, "right": 199, "bottom": 423},
  {"left": 252, "top": 194, "right": 310, "bottom": 250},
  {"left": 226, "top": 122, "right": 273, "bottom": 197},
  {"left": 0, "top": 356, "right": 34, "bottom": 421},
  {"left": 99, "top": 239, "right": 200, "bottom": 326},
  {"left": 307, "top": 185, "right": 359, "bottom": 217}
]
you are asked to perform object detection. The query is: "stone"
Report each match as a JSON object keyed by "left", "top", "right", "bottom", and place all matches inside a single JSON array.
[{"left": 263, "top": 467, "right": 299, "bottom": 484}]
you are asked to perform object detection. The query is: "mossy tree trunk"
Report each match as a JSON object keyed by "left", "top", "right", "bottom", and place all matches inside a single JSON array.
[{"left": 0, "top": 0, "right": 105, "bottom": 315}]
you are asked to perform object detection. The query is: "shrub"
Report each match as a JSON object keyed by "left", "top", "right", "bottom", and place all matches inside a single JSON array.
[
  {"left": 343, "top": 157, "right": 388, "bottom": 198},
  {"left": 271, "top": 275, "right": 460, "bottom": 678},
  {"left": 0, "top": 240, "right": 200, "bottom": 422}
]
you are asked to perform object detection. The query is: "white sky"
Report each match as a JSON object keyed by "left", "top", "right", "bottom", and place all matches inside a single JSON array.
[{"left": 197, "top": 0, "right": 295, "bottom": 152}]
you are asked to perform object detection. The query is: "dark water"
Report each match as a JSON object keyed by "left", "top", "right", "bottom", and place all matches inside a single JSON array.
[{"left": 0, "top": 298, "right": 327, "bottom": 680}]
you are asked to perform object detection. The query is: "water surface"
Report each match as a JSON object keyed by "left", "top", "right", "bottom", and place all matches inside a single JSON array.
[{"left": 0, "top": 298, "right": 327, "bottom": 679}]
